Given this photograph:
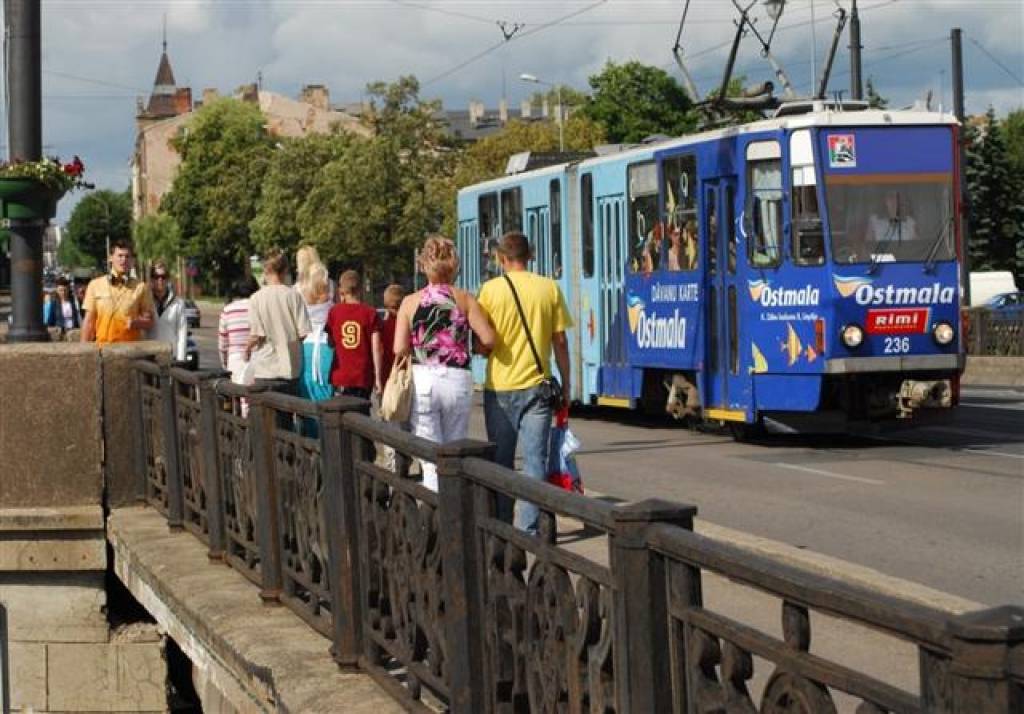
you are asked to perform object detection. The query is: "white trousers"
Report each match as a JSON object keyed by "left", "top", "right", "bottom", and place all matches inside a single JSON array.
[{"left": 411, "top": 364, "right": 474, "bottom": 491}]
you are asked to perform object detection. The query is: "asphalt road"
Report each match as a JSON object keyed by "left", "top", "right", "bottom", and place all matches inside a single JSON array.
[{"left": 190, "top": 310, "right": 1023, "bottom": 607}]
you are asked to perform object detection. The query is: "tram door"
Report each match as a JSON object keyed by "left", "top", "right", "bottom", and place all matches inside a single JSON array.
[
  {"left": 702, "top": 176, "right": 744, "bottom": 419},
  {"left": 597, "top": 194, "right": 627, "bottom": 393}
]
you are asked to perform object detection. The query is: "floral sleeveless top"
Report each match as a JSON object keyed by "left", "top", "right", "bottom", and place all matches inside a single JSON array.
[{"left": 411, "top": 284, "right": 471, "bottom": 368}]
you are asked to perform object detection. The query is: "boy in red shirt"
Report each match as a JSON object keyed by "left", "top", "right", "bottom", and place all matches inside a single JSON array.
[{"left": 326, "top": 270, "right": 382, "bottom": 399}]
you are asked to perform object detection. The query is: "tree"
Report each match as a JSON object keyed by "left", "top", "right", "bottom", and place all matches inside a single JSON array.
[
  {"left": 965, "top": 108, "right": 1024, "bottom": 280},
  {"left": 578, "top": 61, "right": 696, "bottom": 143},
  {"left": 161, "top": 98, "right": 273, "bottom": 293},
  {"left": 528, "top": 85, "right": 588, "bottom": 113},
  {"left": 133, "top": 213, "right": 183, "bottom": 266},
  {"left": 1002, "top": 108, "right": 1024, "bottom": 176},
  {"left": 62, "top": 189, "right": 132, "bottom": 269},
  {"left": 865, "top": 76, "right": 888, "bottom": 109},
  {"left": 250, "top": 131, "right": 355, "bottom": 258},
  {"left": 297, "top": 77, "right": 456, "bottom": 286}
]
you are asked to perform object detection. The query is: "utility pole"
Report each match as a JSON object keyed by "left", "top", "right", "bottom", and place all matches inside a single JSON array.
[
  {"left": 4, "top": 0, "right": 47, "bottom": 342},
  {"left": 951, "top": 27, "right": 970, "bottom": 305},
  {"left": 849, "top": 0, "right": 863, "bottom": 100}
]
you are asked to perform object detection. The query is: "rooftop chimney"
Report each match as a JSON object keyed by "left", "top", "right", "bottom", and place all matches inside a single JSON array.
[
  {"left": 202, "top": 88, "right": 219, "bottom": 105},
  {"left": 499, "top": 98, "right": 508, "bottom": 124},
  {"left": 300, "top": 84, "right": 330, "bottom": 110},
  {"left": 520, "top": 99, "right": 532, "bottom": 119}
]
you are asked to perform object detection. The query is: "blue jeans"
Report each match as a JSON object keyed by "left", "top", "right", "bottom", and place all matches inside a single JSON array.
[{"left": 483, "top": 386, "right": 552, "bottom": 533}]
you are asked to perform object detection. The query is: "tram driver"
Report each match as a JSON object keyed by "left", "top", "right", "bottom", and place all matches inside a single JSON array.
[{"left": 868, "top": 190, "right": 918, "bottom": 244}]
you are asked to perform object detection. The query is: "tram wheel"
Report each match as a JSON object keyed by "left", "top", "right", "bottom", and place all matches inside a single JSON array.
[{"left": 728, "top": 421, "right": 765, "bottom": 442}]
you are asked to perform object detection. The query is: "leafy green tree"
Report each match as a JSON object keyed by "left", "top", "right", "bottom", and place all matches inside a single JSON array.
[
  {"left": 579, "top": 61, "right": 696, "bottom": 143},
  {"left": 528, "top": 85, "right": 589, "bottom": 113},
  {"left": 865, "top": 77, "right": 888, "bottom": 109},
  {"left": 965, "top": 108, "right": 1024, "bottom": 280},
  {"left": 133, "top": 213, "right": 183, "bottom": 266},
  {"left": 62, "top": 189, "right": 132, "bottom": 269},
  {"left": 297, "top": 77, "right": 456, "bottom": 286},
  {"left": 161, "top": 98, "right": 273, "bottom": 293},
  {"left": 250, "top": 132, "right": 356, "bottom": 258},
  {"left": 1002, "top": 108, "right": 1024, "bottom": 175}
]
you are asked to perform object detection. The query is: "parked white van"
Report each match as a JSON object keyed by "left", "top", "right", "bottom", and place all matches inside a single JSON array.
[{"left": 969, "top": 271, "right": 1018, "bottom": 307}]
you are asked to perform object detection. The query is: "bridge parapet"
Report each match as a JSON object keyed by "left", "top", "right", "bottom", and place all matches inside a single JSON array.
[{"left": 127, "top": 360, "right": 1024, "bottom": 713}]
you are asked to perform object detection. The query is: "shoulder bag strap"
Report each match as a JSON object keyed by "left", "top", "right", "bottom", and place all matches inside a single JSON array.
[{"left": 503, "top": 274, "right": 545, "bottom": 379}]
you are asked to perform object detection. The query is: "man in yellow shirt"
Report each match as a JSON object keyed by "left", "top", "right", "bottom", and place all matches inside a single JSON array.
[
  {"left": 81, "top": 240, "right": 154, "bottom": 344},
  {"left": 478, "top": 231, "right": 572, "bottom": 533}
]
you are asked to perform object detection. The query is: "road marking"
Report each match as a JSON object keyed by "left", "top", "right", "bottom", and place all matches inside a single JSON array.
[
  {"left": 959, "top": 402, "right": 1024, "bottom": 412},
  {"left": 961, "top": 448, "right": 1024, "bottom": 461},
  {"left": 866, "top": 434, "right": 1024, "bottom": 461},
  {"left": 773, "top": 462, "right": 885, "bottom": 485}
]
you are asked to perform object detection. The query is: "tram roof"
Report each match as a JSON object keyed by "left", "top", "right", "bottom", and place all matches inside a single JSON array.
[{"left": 457, "top": 107, "right": 959, "bottom": 196}]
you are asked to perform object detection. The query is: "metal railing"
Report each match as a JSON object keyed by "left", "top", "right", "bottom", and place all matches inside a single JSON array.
[
  {"left": 130, "top": 360, "right": 1024, "bottom": 713},
  {"left": 966, "top": 308, "right": 1024, "bottom": 356}
]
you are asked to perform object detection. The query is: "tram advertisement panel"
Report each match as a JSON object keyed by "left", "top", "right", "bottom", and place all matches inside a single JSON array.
[{"left": 624, "top": 273, "right": 701, "bottom": 368}]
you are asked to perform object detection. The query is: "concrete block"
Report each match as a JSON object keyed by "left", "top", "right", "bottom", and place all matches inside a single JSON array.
[
  {"left": 0, "top": 506, "right": 104, "bottom": 532},
  {"left": 99, "top": 341, "right": 171, "bottom": 508},
  {"left": 0, "top": 572, "right": 108, "bottom": 643},
  {"left": 0, "top": 343, "right": 102, "bottom": 508},
  {"left": 963, "top": 355, "right": 1024, "bottom": 387},
  {"left": 47, "top": 641, "right": 167, "bottom": 712},
  {"left": 8, "top": 641, "right": 47, "bottom": 712},
  {"left": 0, "top": 533, "right": 106, "bottom": 571}
]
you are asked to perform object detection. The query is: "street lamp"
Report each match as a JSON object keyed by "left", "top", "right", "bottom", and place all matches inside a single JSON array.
[{"left": 519, "top": 73, "right": 564, "bottom": 152}]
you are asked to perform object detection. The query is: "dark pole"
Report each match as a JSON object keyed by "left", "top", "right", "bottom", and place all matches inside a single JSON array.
[
  {"left": 4, "top": 0, "right": 47, "bottom": 342},
  {"left": 952, "top": 27, "right": 971, "bottom": 305},
  {"left": 849, "top": 0, "right": 863, "bottom": 100}
]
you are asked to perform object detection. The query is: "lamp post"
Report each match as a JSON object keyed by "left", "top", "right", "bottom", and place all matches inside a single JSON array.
[{"left": 519, "top": 73, "right": 564, "bottom": 152}]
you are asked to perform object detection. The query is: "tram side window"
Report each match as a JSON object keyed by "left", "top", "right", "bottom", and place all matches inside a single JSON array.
[
  {"left": 746, "top": 142, "right": 783, "bottom": 268},
  {"left": 501, "top": 188, "right": 523, "bottom": 234},
  {"left": 550, "top": 179, "right": 563, "bottom": 279},
  {"left": 660, "top": 155, "right": 699, "bottom": 271},
  {"left": 792, "top": 177, "right": 825, "bottom": 265},
  {"left": 581, "top": 173, "right": 594, "bottom": 278},
  {"left": 628, "top": 162, "right": 660, "bottom": 273},
  {"left": 479, "top": 193, "right": 501, "bottom": 280}
]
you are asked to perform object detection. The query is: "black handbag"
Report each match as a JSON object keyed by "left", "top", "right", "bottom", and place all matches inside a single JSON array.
[{"left": 504, "top": 274, "right": 563, "bottom": 409}]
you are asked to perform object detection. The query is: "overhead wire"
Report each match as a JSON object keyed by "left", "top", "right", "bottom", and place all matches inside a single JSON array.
[
  {"left": 966, "top": 36, "right": 1024, "bottom": 87},
  {"left": 421, "top": 0, "right": 608, "bottom": 87}
]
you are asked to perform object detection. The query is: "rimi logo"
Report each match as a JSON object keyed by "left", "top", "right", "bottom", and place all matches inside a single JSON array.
[{"left": 865, "top": 308, "right": 930, "bottom": 335}]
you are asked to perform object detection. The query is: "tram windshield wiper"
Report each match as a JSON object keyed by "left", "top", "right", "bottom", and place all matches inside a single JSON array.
[{"left": 922, "top": 209, "right": 953, "bottom": 273}]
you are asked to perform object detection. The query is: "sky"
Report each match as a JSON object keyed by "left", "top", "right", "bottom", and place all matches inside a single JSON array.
[{"left": 14, "top": 0, "right": 1024, "bottom": 221}]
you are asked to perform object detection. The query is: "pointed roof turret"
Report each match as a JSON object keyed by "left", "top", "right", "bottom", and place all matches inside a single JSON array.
[{"left": 143, "top": 25, "right": 185, "bottom": 119}]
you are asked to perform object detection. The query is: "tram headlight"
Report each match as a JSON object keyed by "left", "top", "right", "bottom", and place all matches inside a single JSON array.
[
  {"left": 841, "top": 324, "right": 864, "bottom": 349},
  {"left": 933, "top": 321, "right": 955, "bottom": 346}
]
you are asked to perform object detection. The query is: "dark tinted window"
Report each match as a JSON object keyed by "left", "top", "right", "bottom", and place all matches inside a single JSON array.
[
  {"left": 581, "top": 173, "right": 594, "bottom": 278},
  {"left": 501, "top": 188, "right": 522, "bottom": 233},
  {"left": 550, "top": 179, "right": 563, "bottom": 279}
]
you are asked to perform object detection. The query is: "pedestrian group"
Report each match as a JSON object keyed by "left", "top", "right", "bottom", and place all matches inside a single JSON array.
[{"left": 79, "top": 231, "right": 572, "bottom": 535}]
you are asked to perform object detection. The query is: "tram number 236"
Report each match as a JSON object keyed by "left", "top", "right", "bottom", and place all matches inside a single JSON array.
[{"left": 883, "top": 336, "right": 911, "bottom": 354}]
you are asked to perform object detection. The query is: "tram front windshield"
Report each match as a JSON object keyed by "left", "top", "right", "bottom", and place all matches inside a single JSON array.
[{"left": 824, "top": 174, "right": 955, "bottom": 264}]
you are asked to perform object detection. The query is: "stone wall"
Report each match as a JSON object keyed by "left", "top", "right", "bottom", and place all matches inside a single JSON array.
[{"left": 0, "top": 342, "right": 170, "bottom": 712}]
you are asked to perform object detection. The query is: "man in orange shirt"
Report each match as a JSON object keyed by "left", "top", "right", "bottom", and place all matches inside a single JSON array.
[{"left": 81, "top": 240, "right": 155, "bottom": 344}]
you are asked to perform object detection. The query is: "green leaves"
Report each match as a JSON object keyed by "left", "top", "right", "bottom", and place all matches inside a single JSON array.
[
  {"left": 577, "top": 61, "right": 696, "bottom": 144},
  {"left": 64, "top": 189, "right": 132, "bottom": 269},
  {"left": 162, "top": 98, "right": 273, "bottom": 292},
  {"left": 965, "top": 107, "right": 1024, "bottom": 283}
]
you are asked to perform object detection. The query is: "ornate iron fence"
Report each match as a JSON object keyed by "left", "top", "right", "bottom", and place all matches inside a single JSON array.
[
  {"left": 129, "top": 362, "right": 1024, "bottom": 713},
  {"left": 966, "top": 308, "right": 1024, "bottom": 356},
  {"left": 212, "top": 379, "right": 267, "bottom": 584}
]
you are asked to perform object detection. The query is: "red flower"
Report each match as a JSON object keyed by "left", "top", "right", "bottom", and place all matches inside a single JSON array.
[{"left": 62, "top": 156, "right": 84, "bottom": 177}]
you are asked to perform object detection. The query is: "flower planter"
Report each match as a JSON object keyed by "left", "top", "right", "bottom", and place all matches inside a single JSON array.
[{"left": 0, "top": 178, "right": 62, "bottom": 220}]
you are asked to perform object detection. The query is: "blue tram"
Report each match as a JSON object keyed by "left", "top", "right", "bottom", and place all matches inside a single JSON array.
[{"left": 456, "top": 103, "right": 964, "bottom": 431}]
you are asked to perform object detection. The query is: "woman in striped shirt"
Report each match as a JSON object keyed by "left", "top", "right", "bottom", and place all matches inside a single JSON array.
[{"left": 218, "top": 278, "right": 259, "bottom": 383}]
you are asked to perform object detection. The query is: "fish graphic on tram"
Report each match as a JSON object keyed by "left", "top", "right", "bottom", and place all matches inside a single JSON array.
[{"left": 456, "top": 102, "right": 964, "bottom": 433}]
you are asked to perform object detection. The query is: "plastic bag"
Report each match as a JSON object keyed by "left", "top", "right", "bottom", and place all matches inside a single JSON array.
[{"left": 546, "top": 407, "right": 583, "bottom": 493}]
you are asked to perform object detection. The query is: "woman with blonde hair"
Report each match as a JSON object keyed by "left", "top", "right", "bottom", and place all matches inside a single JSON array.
[
  {"left": 294, "top": 245, "right": 334, "bottom": 403},
  {"left": 394, "top": 235, "right": 495, "bottom": 491}
]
